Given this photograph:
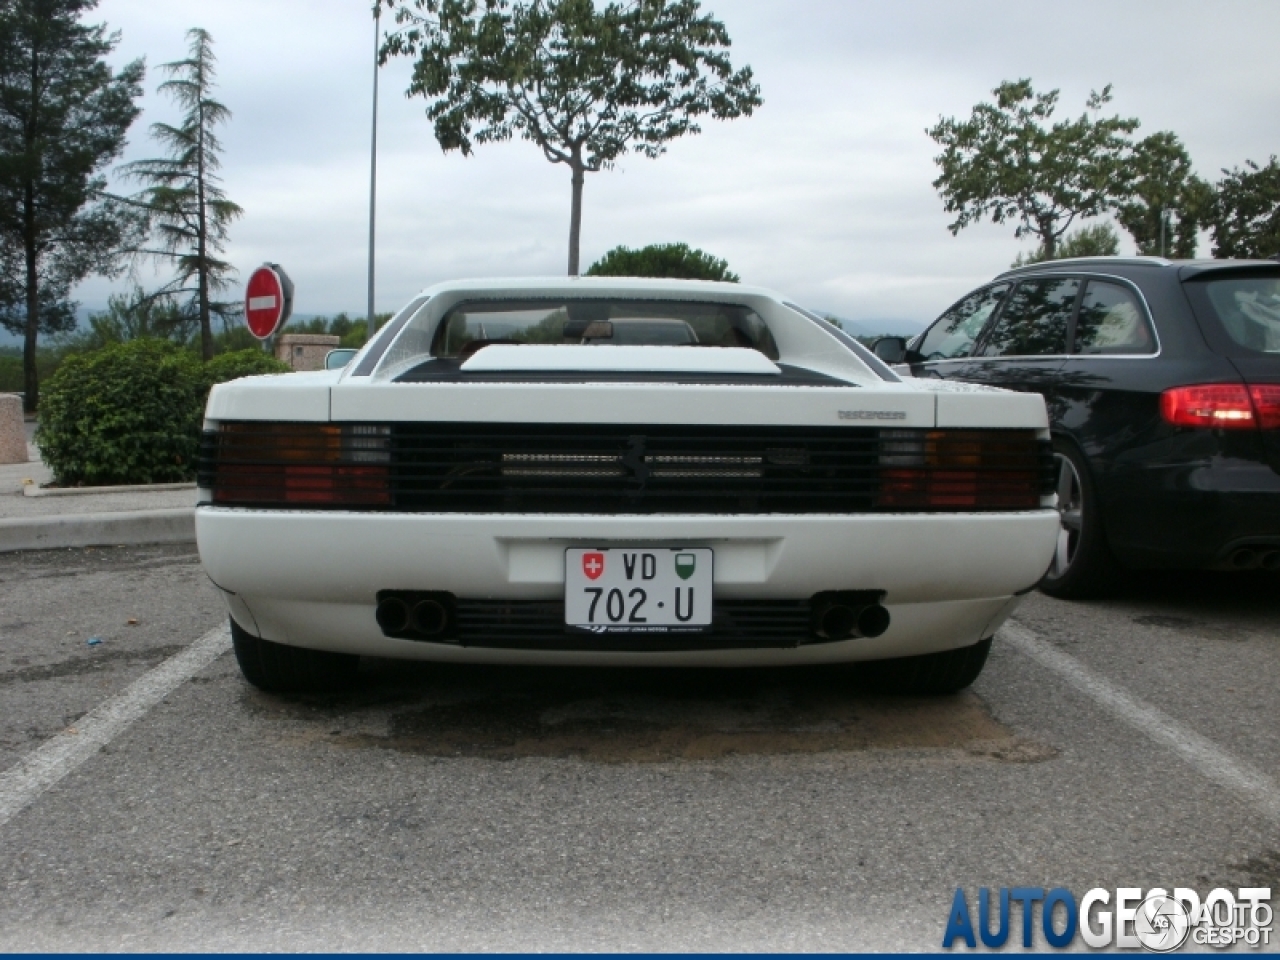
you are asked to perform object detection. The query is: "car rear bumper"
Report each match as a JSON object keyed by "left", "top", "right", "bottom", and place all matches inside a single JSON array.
[
  {"left": 1102, "top": 458, "right": 1280, "bottom": 568},
  {"left": 196, "top": 508, "right": 1058, "bottom": 665}
]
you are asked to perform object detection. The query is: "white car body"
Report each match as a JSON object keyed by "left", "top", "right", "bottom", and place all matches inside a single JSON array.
[{"left": 197, "top": 277, "right": 1058, "bottom": 669}]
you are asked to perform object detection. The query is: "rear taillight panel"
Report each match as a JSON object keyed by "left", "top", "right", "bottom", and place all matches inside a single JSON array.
[
  {"left": 200, "top": 423, "right": 391, "bottom": 507},
  {"left": 1250, "top": 384, "right": 1280, "bottom": 429},
  {"left": 199, "top": 423, "right": 1053, "bottom": 513},
  {"left": 1160, "top": 383, "right": 1280, "bottom": 430},
  {"left": 876, "top": 430, "right": 1053, "bottom": 510}
]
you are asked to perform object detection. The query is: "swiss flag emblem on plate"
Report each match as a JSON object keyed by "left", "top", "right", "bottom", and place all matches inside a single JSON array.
[{"left": 581, "top": 552, "right": 605, "bottom": 580}]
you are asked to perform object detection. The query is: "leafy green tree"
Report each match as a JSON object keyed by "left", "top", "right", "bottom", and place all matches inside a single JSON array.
[
  {"left": 380, "top": 0, "right": 761, "bottom": 275},
  {"left": 77, "top": 286, "right": 195, "bottom": 347},
  {"left": 1115, "top": 132, "right": 1211, "bottom": 258},
  {"left": 927, "top": 79, "right": 1138, "bottom": 260},
  {"left": 280, "top": 310, "right": 393, "bottom": 348},
  {"left": 0, "top": 0, "right": 145, "bottom": 411},
  {"left": 211, "top": 324, "right": 261, "bottom": 355},
  {"left": 1011, "top": 222, "right": 1120, "bottom": 267},
  {"left": 585, "top": 242, "right": 738, "bottom": 281},
  {"left": 124, "top": 28, "right": 242, "bottom": 361},
  {"left": 1209, "top": 157, "right": 1280, "bottom": 260}
]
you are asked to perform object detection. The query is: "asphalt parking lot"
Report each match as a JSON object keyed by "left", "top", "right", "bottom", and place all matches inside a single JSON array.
[{"left": 0, "top": 543, "right": 1277, "bottom": 950}]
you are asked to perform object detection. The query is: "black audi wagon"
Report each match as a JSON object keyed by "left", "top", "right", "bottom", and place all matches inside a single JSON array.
[{"left": 874, "top": 257, "right": 1280, "bottom": 598}]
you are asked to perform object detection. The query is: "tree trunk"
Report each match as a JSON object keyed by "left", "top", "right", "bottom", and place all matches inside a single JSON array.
[
  {"left": 22, "top": 32, "right": 40, "bottom": 413},
  {"left": 1039, "top": 218, "right": 1058, "bottom": 261},
  {"left": 22, "top": 222, "right": 39, "bottom": 414},
  {"left": 196, "top": 95, "right": 212, "bottom": 361},
  {"left": 567, "top": 155, "right": 585, "bottom": 276}
]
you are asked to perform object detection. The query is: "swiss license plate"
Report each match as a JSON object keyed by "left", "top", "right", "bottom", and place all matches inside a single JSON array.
[{"left": 565, "top": 548, "right": 713, "bottom": 633}]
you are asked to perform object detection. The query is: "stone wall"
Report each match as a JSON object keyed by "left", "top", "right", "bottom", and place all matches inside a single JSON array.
[
  {"left": 275, "top": 334, "right": 340, "bottom": 372},
  {"left": 0, "top": 394, "right": 27, "bottom": 464}
]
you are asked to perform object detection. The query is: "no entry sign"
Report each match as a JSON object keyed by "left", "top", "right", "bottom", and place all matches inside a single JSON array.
[{"left": 244, "top": 263, "right": 294, "bottom": 339}]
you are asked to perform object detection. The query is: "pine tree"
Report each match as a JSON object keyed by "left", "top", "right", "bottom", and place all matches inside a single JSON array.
[
  {"left": 125, "top": 28, "right": 241, "bottom": 361},
  {"left": 0, "top": 0, "right": 145, "bottom": 411}
]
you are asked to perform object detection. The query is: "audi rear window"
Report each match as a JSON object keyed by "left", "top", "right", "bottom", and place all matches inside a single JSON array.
[{"left": 1197, "top": 275, "right": 1280, "bottom": 354}]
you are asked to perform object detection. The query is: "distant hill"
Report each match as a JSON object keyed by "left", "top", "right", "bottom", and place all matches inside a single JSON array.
[
  {"left": 0, "top": 309, "right": 340, "bottom": 349},
  {"left": 818, "top": 314, "right": 925, "bottom": 340},
  {"left": 0, "top": 308, "right": 927, "bottom": 348}
]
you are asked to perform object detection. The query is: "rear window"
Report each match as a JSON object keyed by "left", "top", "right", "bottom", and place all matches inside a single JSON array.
[
  {"left": 1073, "top": 280, "right": 1155, "bottom": 355},
  {"left": 431, "top": 299, "right": 779, "bottom": 360},
  {"left": 1197, "top": 276, "right": 1280, "bottom": 354}
]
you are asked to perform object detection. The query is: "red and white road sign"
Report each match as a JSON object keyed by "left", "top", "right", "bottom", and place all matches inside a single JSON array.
[{"left": 244, "top": 264, "right": 292, "bottom": 339}]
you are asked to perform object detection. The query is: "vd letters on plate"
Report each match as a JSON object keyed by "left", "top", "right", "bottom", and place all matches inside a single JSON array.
[{"left": 565, "top": 548, "right": 713, "bottom": 633}]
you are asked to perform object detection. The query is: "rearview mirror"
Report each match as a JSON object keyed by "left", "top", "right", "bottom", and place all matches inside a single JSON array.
[
  {"left": 581, "top": 321, "right": 614, "bottom": 340},
  {"left": 871, "top": 336, "right": 907, "bottom": 364},
  {"left": 325, "top": 348, "right": 358, "bottom": 370}
]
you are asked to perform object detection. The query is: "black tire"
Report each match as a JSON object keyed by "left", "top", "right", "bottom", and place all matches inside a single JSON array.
[
  {"left": 230, "top": 618, "right": 359, "bottom": 693},
  {"left": 859, "top": 636, "right": 992, "bottom": 695},
  {"left": 1038, "top": 437, "right": 1120, "bottom": 600}
]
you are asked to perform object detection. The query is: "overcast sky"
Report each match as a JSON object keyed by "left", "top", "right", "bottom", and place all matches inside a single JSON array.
[{"left": 71, "top": 0, "right": 1280, "bottom": 332}]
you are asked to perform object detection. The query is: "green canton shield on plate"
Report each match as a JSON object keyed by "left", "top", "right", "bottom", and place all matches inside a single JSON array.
[{"left": 675, "top": 553, "right": 696, "bottom": 580}]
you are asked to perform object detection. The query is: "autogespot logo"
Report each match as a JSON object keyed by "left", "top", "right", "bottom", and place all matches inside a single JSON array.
[{"left": 942, "top": 885, "right": 1273, "bottom": 951}]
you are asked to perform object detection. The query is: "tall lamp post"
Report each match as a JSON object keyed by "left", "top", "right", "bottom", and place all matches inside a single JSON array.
[{"left": 366, "top": 4, "right": 381, "bottom": 344}]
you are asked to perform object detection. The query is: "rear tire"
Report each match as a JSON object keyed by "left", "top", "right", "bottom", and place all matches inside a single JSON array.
[
  {"left": 230, "top": 618, "right": 359, "bottom": 693},
  {"left": 1038, "top": 438, "right": 1120, "bottom": 599},
  {"left": 859, "top": 636, "right": 992, "bottom": 695}
]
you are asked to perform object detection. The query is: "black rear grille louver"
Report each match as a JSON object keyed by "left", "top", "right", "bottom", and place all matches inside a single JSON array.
[
  {"left": 198, "top": 422, "right": 1054, "bottom": 514},
  {"left": 391, "top": 423, "right": 880, "bottom": 514},
  {"left": 453, "top": 598, "right": 815, "bottom": 651}
]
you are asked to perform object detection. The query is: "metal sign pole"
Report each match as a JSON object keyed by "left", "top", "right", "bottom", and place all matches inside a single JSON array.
[{"left": 366, "top": 5, "right": 380, "bottom": 345}]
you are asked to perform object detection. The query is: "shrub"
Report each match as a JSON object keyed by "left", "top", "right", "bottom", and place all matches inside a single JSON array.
[
  {"left": 37, "top": 340, "right": 204, "bottom": 486},
  {"left": 585, "top": 243, "right": 739, "bottom": 281},
  {"left": 201, "top": 349, "right": 290, "bottom": 392},
  {"left": 36, "top": 341, "right": 290, "bottom": 486}
]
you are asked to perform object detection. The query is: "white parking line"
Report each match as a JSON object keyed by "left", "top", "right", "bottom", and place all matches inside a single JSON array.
[
  {"left": 1001, "top": 620, "right": 1280, "bottom": 823},
  {"left": 0, "top": 624, "right": 231, "bottom": 830}
]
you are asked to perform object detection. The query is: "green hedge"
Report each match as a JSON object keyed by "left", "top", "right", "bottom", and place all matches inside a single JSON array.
[
  {"left": 36, "top": 341, "right": 289, "bottom": 486},
  {"left": 201, "top": 349, "right": 292, "bottom": 391}
]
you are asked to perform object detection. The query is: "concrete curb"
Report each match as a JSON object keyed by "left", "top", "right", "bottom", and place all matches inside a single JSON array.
[
  {"left": 24, "top": 481, "right": 196, "bottom": 498},
  {"left": 0, "top": 508, "right": 195, "bottom": 553}
]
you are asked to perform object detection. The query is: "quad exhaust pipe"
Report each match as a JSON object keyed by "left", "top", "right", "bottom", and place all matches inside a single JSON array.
[
  {"left": 1227, "top": 547, "right": 1280, "bottom": 571},
  {"left": 811, "top": 592, "right": 890, "bottom": 641},
  {"left": 376, "top": 591, "right": 455, "bottom": 641}
]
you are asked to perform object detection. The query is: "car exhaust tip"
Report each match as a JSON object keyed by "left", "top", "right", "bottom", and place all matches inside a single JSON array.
[
  {"left": 411, "top": 598, "right": 448, "bottom": 635},
  {"left": 856, "top": 603, "right": 891, "bottom": 638},
  {"left": 811, "top": 594, "right": 890, "bottom": 641},
  {"left": 1260, "top": 550, "right": 1280, "bottom": 573},
  {"left": 817, "top": 604, "right": 857, "bottom": 640},
  {"left": 1230, "top": 547, "right": 1259, "bottom": 570},
  {"left": 375, "top": 596, "right": 410, "bottom": 634}
]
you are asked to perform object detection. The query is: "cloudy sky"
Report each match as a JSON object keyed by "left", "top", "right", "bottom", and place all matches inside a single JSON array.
[{"left": 71, "top": 0, "right": 1280, "bottom": 333}]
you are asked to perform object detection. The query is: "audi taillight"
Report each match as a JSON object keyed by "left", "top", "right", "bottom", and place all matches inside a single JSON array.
[
  {"left": 876, "top": 430, "right": 1052, "bottom": 510},
  {"left": 1160, "top": 384, "right": 1280, "bottom": 430},
  {"left": 1249, "top": 384, "right": 1280, "bottom": 429},
  {"left": 200, "top": 423, "right": 391, "bottom": 506}
]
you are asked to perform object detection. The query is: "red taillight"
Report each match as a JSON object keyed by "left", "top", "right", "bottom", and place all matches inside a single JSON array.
[
  {"left": 876, "top": 430, "right": 1048, "bottom": 510},
  {"left": 209, "top": 423, "right": 391, "bottom": 506},
  {"left": 1250, "top": 384, "right": 1280, "bottom": 430},
  {"left": 1160, "top": 384, "right": 1280, "bottom": 430}
]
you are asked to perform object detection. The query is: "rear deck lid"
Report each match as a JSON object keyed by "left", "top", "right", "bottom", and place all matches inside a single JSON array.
[{"left": 460, "top": 344, "right": 781, "bottom": 375}]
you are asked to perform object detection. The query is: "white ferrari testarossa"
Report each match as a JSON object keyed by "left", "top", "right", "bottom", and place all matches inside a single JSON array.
[{"left": 197, "top": 278, "right": 1058, "bottom": 694}]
